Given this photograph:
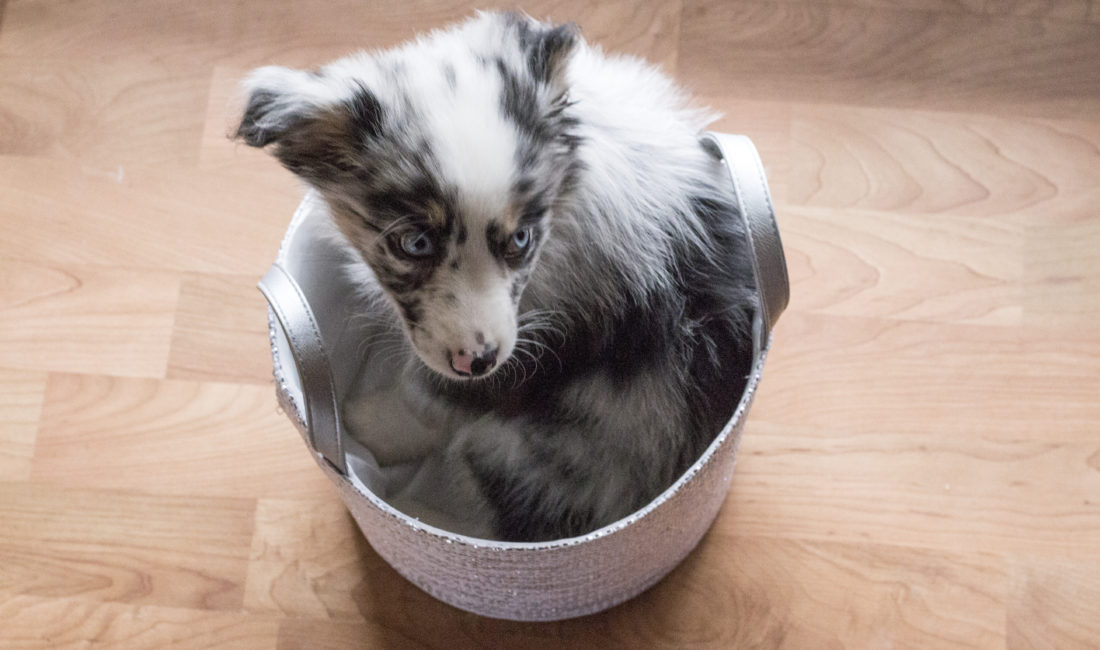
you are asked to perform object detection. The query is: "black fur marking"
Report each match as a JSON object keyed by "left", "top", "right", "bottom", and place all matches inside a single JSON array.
[
  {"left": 495, "top": 58, "right": 542, "bottom": 143},
  {"left": 518, "top": 199, "right": 547, "bottom": 226},
  {"left": 456, "top": 222, "right": 467, "bottom": 245},
  {"left": 485, "top": 220, "right": 506, "bottom": 260},
  {"left": 365, "top": 175, "right": 446, "bottom": 223},
  {"left": 347, "top": 84, "right": 385, "bottom": 140},
  {"left": 526, "top": 23, "right": 579, "bottom": 85},
  {"left": 395, "top": 297, "right": 423, "bottom": 328},
  {"left": 514, "top": 176, "right": 535, "bottom": 195},
  {"left": 504, "top": 11, "right": 579, "bottom": 85}
]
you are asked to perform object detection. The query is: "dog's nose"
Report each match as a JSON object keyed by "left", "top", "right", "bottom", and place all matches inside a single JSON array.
[{"left": 450, "top": 345, "right": 498, "bottom": 377}]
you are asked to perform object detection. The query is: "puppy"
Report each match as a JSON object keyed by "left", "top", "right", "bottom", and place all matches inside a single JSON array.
[{"left": 236, "top": 11, "right": 756, "bottom": 541}]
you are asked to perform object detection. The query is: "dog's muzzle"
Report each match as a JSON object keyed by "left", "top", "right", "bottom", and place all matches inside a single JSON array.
[{"left": 449, "top": 345, "right": 499, "bottom": 377}]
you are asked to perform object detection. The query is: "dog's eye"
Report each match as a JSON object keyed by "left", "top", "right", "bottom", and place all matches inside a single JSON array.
[
  {"left": 507, "top": 227, "right": 533, "bottom": 257},
  {"left": 398, "top": 230, "right": 436, "bottom": 258}
]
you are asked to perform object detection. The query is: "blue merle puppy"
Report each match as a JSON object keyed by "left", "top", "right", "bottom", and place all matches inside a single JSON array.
[{"left": 236, "top": 11, "right": 756, "bottom": 542}]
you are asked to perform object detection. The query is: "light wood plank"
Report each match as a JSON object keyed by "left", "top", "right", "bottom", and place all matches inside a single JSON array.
[
  {"left": 167, "top": 273, "right": 274, "bottom": 384},
  {"left": 757, "top": 312, "right": 1100, "bottom": 439},
  {"left": 980, "top": 0, "right": 1099, "bottom": 21},
  {"left": 1008, "top": 558, "right": 1100, "bottom": 649},
  {"left": 592, "top": 534, "right": 1007, "bottom": 649},
  {"left": 244, "top": 499, "right": 368, "bottom": 620},
  {"left": 0, "top": 0, "right": 681, "bottom": 70},
  {"left": 0, "top": 157, "right": 297, "bottom": 275},
  {"left": 1024, "top": 214, "right": 1100, "bottom": 335},
  {"left": 0, "top": 259, "right": 179, "bottom": 377},
  {"left": 32, "top": 373, "right": 335, "bottom": 499},
  {"left": 276, "top": 619, "right": 408, "bottom": 650},
  {"left": 679, "top": 1, "right": 1100, "bottom": 118},
  {"left": 783, "top": 205, "right": 1023, "bottom": 326},
  {"left": 0, "top": 368, "right": 46, "bottom": 481},
  {"left": 0, "top": 58, "right": 208, "bottom": 167},
  {"left": 0, "top": 595, "right": 280, "bottom": 650},
  {"left": 726, "top": 424, "right": 1100, "bottom": 554},
  {"left": 0, "top": 482, "right": 255, "bottom": 610},
  {"left": 745, "top": 0, "right": 1099, "bottom": 22},
  {"left": 790, "top": 105, "right": 1100, "bottom": 220}
]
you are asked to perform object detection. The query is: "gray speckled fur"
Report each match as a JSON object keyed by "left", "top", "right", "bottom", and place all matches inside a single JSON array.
[{"left": 237, "top": 11, "right": 756, "bottom": 541}]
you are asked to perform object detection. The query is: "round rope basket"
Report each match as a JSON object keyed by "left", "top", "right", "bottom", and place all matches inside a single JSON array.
[{"left": 258, "top": 132, "right": 789, "bottom": 621}]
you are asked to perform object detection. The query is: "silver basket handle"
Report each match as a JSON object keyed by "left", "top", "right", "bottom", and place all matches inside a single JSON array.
[
  {"left": 259, "top": 262, "right": 346, "bottom": 474},
  {"left": 701, "top": 132, "right": 790, "bottom": 347}
]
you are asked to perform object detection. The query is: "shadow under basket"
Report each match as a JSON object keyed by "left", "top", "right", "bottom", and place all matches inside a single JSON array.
[{"left": 257, "top": 133, "right": 790, "bottom": 622}]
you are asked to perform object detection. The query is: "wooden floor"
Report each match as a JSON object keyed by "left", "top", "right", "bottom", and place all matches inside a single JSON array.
[{"left": 1, "top": 0, "right": 1098, "bottom": 647}]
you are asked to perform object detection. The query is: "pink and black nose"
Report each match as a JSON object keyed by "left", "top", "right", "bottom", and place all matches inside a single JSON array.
[{"left": 450, "top": 345, "right": 498, "bottom": 377}]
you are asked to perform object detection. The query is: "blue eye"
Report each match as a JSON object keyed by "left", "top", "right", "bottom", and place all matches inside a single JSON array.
[
  {"left": 399, "top": 230, "right": 435, "bottom": 257},
  {"left": 513, "top": 228, "right": 530, "bottom": 248},
  {"left": 509, "top": 227, "right": 532, "bottom": 254}
]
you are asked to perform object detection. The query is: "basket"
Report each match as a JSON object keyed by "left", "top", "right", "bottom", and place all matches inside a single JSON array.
[{"left": 257, "top": 132, "right": 789, "bottom": 621}]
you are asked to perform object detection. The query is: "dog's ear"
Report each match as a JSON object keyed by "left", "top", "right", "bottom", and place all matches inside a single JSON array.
[
  {"left": 506, "top": 13, "right": 580, "bottom": 94},
  {"left": 234, "top": 66, "right": 383, "bottom": 182}
]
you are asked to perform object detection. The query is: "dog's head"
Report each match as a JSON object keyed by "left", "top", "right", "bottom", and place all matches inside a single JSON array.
[{"left": 235, "top": 12, "right": 581, "bottom": 379}]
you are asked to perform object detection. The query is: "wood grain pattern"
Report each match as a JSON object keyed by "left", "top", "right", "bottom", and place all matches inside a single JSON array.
[
  {"left": 602, "top": 534, "right": 1008, "bottom": 649},
  {"left": 1, "top": 0, "right": 1097, "bottom": 646},
  {"left": 0, "top": 368, "right": 46, "bottom": 480},
  {"left": 0, "top": 0, "right": 682, "bottom": 70},
  {"left": 756, "top": 312, "right": 1100, "bottom": 438},
  {"left": 790, "top": 106, "right": 1100, "bottom": 220},
  {"left": 0, "top": 260, "right": 179, "bottom": 377},
  {"left": 167, "top": 273, "right": 274, "bottom": 384},
  {"left": 1024, "top": 215, "right": 1100, "bottom": 333},
  {"left": 751, "top": 0, "right": 1099, "bottom": 22},
  {"left": 0, "top": 58, "right": 208, "bottom": 165},
  {"left": 680, "top": 1, "right": 1100, "bottom": 118},
  {"left": 276, "top": 619, "right": 404, "bottom": 650},
  {"left": 32, "top": 373, "right": 335, "bottom": 499},
  {"left": 0, "top": 158, "right": 297, "bottom": 275},
  {"left": 244, "top": 499, "right": 370, "bottom": 620},
  {"left": 782, "top": 205, "right": 1023, "bottom": 326},
  {"left": 1008, "top": 559, "right": 1100, "bottom": 649},
  {"left": 0, "top": 595, "right": 280, "bottom": 649},
  {"left": 0, "top": 483, "right": 255, "bottom": 610},
  {"left": 728, "top": 424, "right": 1100, "bottom": 553}
]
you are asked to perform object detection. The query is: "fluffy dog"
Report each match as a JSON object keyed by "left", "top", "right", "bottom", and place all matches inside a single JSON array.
[{"left": 236, "top": 11, "right": 756, "bottom": 541}]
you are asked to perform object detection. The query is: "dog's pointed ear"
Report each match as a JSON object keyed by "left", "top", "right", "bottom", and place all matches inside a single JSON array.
[
  {"left": 528, "top": 22, "right": 579, "bottom": 87},
  {"left": 507, "top": 13, "right": 580, "bottom": 93},
  {"left": 233, "top": 66, "right": 383, "bottom": 182},
  {"left": 235, "top": 66, "right": 319, "bottom": 147}
]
